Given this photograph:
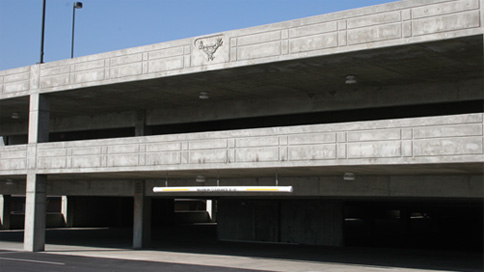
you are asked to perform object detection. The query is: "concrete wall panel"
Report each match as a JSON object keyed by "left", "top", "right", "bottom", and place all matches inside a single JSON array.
[
  {"left": 145, "top": 152, "right": 181, "bottom": 165},
  {"left": 347, "top": 141, "right": 401, "bottom": 158},
  {"left": 37, "top": 157, "right": 66, "bottom": 169},
  {"left": 413, "top": 137, "right": 483, "bottom": 156},
  {"left": 412, "top": 10, "right": 481, "bottom": 36},
  {"left": 218, "top": 200, "right": 343, "bottom": 246},
  {"left": 148, "top": 56, "right": 184, "bottom": 73},
  {"left": 237, "top": 41, "right": 281, "bottom": 60},
  {"left": 110, "top": 53, "right": 143, "bottom": 66},
  {"left": 289, "top": 33, "right": 338, "bottom": 53},
  {"left": 289, "top": 145, "right": 336, "bottom": 161},
  {"left": 347, "top": 11, "right": 401, "bottom": 29},
  {"left": 110, "top": 63, "right": 142, "bottom": 79},
  {"left": 235, "top": 147, "right": 279, "bottom": 162},
  {"left": 190, "top": 150, "right": 227, "bottom": 164},
  {"left": 347, "top": 23, "right": 402, "bottom": 45},
  {"left": 413, "top": 124, "right": 483, "bottom": 138},
  {"left": 237, "top": 31, "right": 281, "bottom": 46},
  {"left": 288, "top": 133, "right": 336, "bottom": 145},
  {"left": 71, "top": 156, "right": 102, "bottom": 168},
  {"left": 411, "top": 0, "right": 479, "bottom": 18},
  {"left": 347, "top": 128, "right": 401, "bottom": 142}
]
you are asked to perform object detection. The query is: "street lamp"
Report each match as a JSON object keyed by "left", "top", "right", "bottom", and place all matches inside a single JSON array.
[
  {"left": 40, "top": 0, "right": 46, "bottom": 63},
  {"left": 71, "top": 2, "right": 83, "bottom": 58}
]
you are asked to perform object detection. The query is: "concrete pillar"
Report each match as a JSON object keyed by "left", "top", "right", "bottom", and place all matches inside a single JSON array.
[
  {"left": 135, "top": 110, "right": 150, "bottom": 137},
  {"left": 24, "top": 93, "right": 50, "bottom": 252},
  {"left": 206, "top": 199, "right": 216, "bottom": 222},
  {"left": 24, "top": 174, "right": 47, "bottom": 252},
  {"left": 28, "top": 93, "right": 50, "bottom": 144},
  {"left": 61, "top": 196, "right": 74, "bottom": 227},
  {"left": 133, "top": 181, "right": 151, "bottom": 248},
  {"left": 0, "top": 195, "right": 11, "bottom": 229}
]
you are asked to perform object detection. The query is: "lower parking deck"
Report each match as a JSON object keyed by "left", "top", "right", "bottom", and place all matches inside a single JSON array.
[
  {"left": 0, "top": 223, "right": 482, "bottom": 272},
  {"left": 1, "top": 194, "right": 483, "bottom": 251}
]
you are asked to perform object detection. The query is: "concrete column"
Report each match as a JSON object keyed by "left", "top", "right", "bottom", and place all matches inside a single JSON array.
[
  {"left": 24, "top": 93, "right": 50, "bottom": 252},
  {"left": 133, "top": 181, "right": 151, "bottom": 248},
  {"left": 61, "top": 196, "right": 74, "bottom": 227},
  {"left": 0, "top": 195, "right": 11, "bottom": 229},
  {"left": 28, "top": 93, "right": 50, "bottom": 144},
  {"left": 24, "top": 174, "right": 47, "bottom": 252},
  {"left": 206, "top": 199, "right": 216, "bottom": 222},
  {"left": 135, "top": 110, "right": 150, "bottom": 137}
]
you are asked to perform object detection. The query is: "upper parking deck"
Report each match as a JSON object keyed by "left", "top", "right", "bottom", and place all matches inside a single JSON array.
[{"left": 0, "top": 0, "right": 482, "bottom": 100}]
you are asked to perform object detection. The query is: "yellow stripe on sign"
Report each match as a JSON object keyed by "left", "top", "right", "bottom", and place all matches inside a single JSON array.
[
  {"left": 246, "top": 188, "right": 280, "bottom": 191},
  {"left": 162, "top": 189, "right": 190, "bottom": 192}
]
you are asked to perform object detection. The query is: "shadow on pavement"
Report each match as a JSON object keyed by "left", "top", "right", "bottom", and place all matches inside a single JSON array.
[{"left": 1, "top": 224, "right": 482, "bottom": 272}]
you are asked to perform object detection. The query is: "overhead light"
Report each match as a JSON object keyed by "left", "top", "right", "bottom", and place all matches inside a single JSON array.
[
  {"left": 11, "top": 113, "right": 20, "bottom": 119},
  {"left": 199, "top": 91, "right": 209, "bottom": 100},
  {"left": 343, "top": 172, "right": 355, "bottom": 181},
  {"left": 5, "top": 179, "right": 13, "bottom": 185},
  {"left": 345, "top": 75, "right": 357, "bottom": 85},
  {"left": 195, "top": 175, "right": 206, "bottom": 183}
]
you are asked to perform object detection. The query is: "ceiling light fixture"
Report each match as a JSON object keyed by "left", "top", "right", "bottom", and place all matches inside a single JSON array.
[
  {"left": 199, "top": 91, "right": 209, "bottom": 100},
  {"left": 195, "top": 175, "right": 206, "bottom": 183},
  {"left": 343, "top": 172, "right": 356, "bottom": 181},
  {"left": 11, "top": 113, "right": 20, "bottom": 119},
  {"left": 345, "top": 75, "right": 357, "bottom": 85}
]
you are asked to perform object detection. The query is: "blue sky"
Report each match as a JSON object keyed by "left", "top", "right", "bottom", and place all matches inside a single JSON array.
[{"left": 0, "top": 0, "right": 397, "bottom": 71}]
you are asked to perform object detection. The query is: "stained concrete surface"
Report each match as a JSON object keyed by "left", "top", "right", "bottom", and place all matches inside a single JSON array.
[{"left": 0, "top": 225, "right": 482, "bottom": 272}]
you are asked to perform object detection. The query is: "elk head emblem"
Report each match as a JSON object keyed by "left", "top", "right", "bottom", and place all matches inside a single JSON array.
[{"left": 198, "top": 38, "right": 223, "bottom": 61}]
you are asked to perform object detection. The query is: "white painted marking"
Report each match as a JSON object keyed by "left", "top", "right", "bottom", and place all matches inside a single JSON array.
[{"left": 0, "top": 256, "right": 65, "bottom": 266}]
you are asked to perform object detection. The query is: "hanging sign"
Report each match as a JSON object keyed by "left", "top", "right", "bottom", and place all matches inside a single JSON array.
[{"left": 153, "top": 186, "right": 293, "bottom": 193}]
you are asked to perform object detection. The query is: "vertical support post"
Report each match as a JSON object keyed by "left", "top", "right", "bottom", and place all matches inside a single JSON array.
[
  {"left": 135, "top": 110, "right": 145, "bottom": 137},
  {"left": 135, "top": 110, "right": 151, "bottom": 137},
  {"left": 0, "top": 195, "right": 11, "bottom": 230},
  {"left": 28, "top": 94, "right": 50, "bottom": 144},
  {"left": 61, "top": 196, "right": 74, "bottom": 227},
  {"left": 24, "top": 174, "right": 47, "bottom": 252},
  {"left": 24, "top": 93, "right": 50, "bottom": 252},
  {"left": 206, "top": 199, "right": 216, "bottom": 223},
  {"left": 133, "top": 181, "right": 151, "bottom": 249}
]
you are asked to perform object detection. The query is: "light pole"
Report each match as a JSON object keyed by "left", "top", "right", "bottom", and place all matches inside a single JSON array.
[
  {"left": 40, "top": 0, "right": 46, "bottom": 63},
  {"left": 71, "top": 2, "right": 83, "bottom": 58}
]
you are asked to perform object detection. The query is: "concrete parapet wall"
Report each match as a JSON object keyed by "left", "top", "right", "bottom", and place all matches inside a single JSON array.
[
  {"left": 0, "top": 113, "right": 482, "bottom": 176},
  {"left": 0, "top": 0, "right": 482, "bottom": 99}
]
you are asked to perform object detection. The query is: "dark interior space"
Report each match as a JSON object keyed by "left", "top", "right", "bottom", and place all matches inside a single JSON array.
[
  {"left": 150, "top": 100, "right": 484, "bottom": 136},
  {"left": 344, "top": 200, "right": 484, "bottom": 251},
  {"left": 3, "top": 99, "right": 482, "bottom": 145}
]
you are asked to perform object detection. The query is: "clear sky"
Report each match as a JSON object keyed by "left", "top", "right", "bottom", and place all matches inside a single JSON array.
[{"left": 0, "top": 0, "right": 398, "bottom": 71}]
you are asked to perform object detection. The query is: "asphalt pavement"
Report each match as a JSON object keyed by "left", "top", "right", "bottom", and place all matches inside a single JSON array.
[
  {"left": 0, "top": 225, "right": 482, "bottom": 272},
  {"left": 0, "top": 249, "right": 273, "bottom": 272}
]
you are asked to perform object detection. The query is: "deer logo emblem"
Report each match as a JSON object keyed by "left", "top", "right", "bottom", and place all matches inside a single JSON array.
[{"left": 197, "top": 38, "right": 223, "bottom": 61}]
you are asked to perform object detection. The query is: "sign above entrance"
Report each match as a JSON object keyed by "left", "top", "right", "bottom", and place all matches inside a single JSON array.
[{"left": 153, "top": 186, "right": 293, "bottom": 193}]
